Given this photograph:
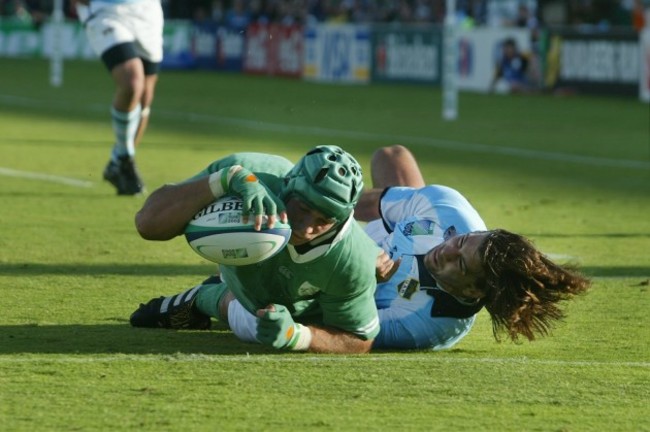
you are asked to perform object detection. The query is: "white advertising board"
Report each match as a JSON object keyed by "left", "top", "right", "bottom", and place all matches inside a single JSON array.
[{"left": 303, "top": 24, "right": 370, "bottom": 84}]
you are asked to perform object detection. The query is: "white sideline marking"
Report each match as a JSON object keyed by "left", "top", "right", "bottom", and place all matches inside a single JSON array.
[
  {"left": 0, "top": 354, "right": 647, "bottom": 368},
  {"left": 1, "top": 94, "right": 648, "bottom": 171},
  {"left": 178, "top": 111, "right": 650, "bottom": 170},
  {"left": 0, "top": 167, "right": 93, "bottom": 188}
]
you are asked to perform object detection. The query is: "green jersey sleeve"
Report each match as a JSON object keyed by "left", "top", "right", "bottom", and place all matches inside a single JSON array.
[
  {"left": 187, "top": 152, "right": 294, "bottom": 195},
  {"left": 318, "top": 222, "right": 381, "bottom": 340}
]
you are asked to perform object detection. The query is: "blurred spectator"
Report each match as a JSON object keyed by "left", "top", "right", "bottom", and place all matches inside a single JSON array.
[
  {"left": 248, "top": 0, "right": 269, "bottom": 23},
  {"left": 171, "top": 0, "right": 494, "bottom": 25},
  {"left": 349, "top": 0, "right": 373, "bottom": 23},
  {"left": 413, "top": 0, "right": 431, "bottom": 23},
  {"left": 457, "top": 6, "right": 476, "bottom": 29},
  {"left": 632, "top": 0, "right": 647, "bottom": 31},
  {"left": 515, "top": 3, "right": 538, "bottom": 28},
  {"left": 193, "top": 4, "right": 213, "bottom": 26},
  {"left": 211, "top": 0, "right": 225, "bottom": 23},
  {"left": 306, "top": 0, "right": 327, "bottom": 22},
  {"left": 325, "top": 0, "right": 350, "bottom": 22},
  {"left": 397, "top": 0, "right": 412, "bottom": 22},
  {"left": 1, "top": 0, "right": 33, "bottom": 23},
  {"left": 224, "top": 0, "right": 251, "bottom": 29}
]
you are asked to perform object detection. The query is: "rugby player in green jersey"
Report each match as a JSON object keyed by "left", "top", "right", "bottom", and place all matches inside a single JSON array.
[{"left": 130, "top": 146, "right": 381, "bottom": 353}]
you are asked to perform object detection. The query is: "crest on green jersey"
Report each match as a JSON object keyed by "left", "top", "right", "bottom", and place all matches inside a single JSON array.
[{"left": 297, "top": 281, "right": 321, "bottom": 297}]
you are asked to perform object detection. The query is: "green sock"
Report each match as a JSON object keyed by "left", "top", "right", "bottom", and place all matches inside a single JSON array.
[{"left": 195, "top": 282, "right": 228, "bottom": 319}]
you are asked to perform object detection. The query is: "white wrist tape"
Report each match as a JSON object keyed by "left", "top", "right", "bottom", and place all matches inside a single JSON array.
[
  {"left": 288, "top": 324, "right": 312, "bottom": 351},
  {"left": 207, "top": 165, "right": 243, "bottom": 198}
]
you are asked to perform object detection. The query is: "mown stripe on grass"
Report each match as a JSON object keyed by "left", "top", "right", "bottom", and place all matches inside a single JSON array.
[
  {"left": 0, "top": 354, "right": 647, "bottom": 368},
  {"left": 176, "top": 112, "right": 650, "bottom": 170},
  {"left": 2, "top": 94, "right": 648, "bottom": 171}
]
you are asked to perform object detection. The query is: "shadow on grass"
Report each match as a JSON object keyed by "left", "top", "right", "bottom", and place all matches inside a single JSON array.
[
  {"left": 0, "top": 323, "right": 490, "bottom": 357},
  {"left": 580, "top": 266, "right": 650, "bottom": 277},
  {"left": 524, "top": 233, "right": 650, "bottom": 238},
  {"left": 0, "top": 323, "right": 278, "bottom": 356},
  {"left": 2, "top": 263, "right": 648, "bottom": 278},
  {"left": 0, "top": 263, "right": 212, "bottom": 277}
]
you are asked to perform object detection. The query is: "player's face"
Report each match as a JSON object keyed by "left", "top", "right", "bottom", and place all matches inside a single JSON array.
[
  {"left": 285, "top": 197, "right": 337, "bottom": 246},
  {"left": 423, "top": 232, "right": 488, "bottom": 300}
]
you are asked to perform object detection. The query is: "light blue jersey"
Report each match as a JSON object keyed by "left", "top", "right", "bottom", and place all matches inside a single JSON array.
[{"left": 366, "top": 185, "right": 487, "bottom": 350}]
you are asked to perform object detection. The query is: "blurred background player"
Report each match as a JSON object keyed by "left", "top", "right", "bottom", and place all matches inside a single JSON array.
[
  {"left": 130, "top": 145, "right": 381, "bottom": 354},
  {"left": 223, "top": 145, "right": 591, "bottom": 350},
  {"left": 73, "top": 0, "right": 164, "bottom": 195},
  {"left": 489, "top": 37, "right": 532, "bottom": 94}
]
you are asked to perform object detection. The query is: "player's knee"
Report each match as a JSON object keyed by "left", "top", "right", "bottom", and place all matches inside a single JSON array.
[
  {"left": 114, "top": 64, "right": 146, "bottom": 96},
  {"left": 371, "top": 145, "right": 411, "bottom": 167}
]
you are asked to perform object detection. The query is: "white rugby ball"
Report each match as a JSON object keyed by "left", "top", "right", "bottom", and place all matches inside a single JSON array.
[{"left": 185, "top": 195, "right": 291, "bottom": 266}]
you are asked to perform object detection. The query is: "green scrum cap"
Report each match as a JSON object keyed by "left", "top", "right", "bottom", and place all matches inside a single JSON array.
[{"left": 281, "top": 145, "right": 364, "bottom": 222}]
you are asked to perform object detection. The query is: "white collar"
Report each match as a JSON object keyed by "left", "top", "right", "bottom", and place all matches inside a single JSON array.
[{"left": 286, "top": 212, "right": 355, "bottom": 264}]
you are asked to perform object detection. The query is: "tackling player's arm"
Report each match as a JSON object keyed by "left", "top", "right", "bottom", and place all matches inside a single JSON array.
[
  {"left": 255, "top": 305, "right": 373, "bottom": 354},
  {"left": 307, "top": 325, "right": 373, "bottom": 353}
]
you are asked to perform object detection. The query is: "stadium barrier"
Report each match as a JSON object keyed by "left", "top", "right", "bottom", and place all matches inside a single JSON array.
[
  {"left": 1, "top": 19, "right": 648, "bottom": 101},
  {"left": 243, "top": 23, "right": 302, "bottom": 78},
  {"left": 371, "top": 24, "right": 442, "bottom": 84},
  {"left": 543, "top": 27, "right": 640, "bottom": 97}
]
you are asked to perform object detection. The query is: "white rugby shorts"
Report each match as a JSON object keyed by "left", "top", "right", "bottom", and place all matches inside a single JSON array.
[
  {"left": 228, "top": 299, "right": 260, "bottom": 344},
  {"left": 77, "top": 0, "right": 164, "bottom": 62}
]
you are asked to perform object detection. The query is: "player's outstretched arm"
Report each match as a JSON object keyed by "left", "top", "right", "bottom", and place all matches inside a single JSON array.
[
  {"left": 136, "top": 165, "right": 287, "bottom": 240},
  {"left": 307, "top": 326, "right": 373, "bottom": 354},
  {"left": 135, "top": 177, "right": 216, "bottom": 241},
  {"left": 256, "top": 304, "right": 373, "bottom": 354}
]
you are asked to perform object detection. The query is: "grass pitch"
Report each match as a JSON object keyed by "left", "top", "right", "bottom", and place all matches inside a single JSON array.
[{"left": 0, "top": 58, "right": 649, "bottom": 431}]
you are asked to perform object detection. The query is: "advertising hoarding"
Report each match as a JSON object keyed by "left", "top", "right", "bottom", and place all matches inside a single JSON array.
[{"left": 303, "top": 24, "right": 370, "bottom": 84}]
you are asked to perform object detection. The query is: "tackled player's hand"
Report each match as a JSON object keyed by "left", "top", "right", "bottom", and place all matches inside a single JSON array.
[{"left": 376, "top": 249, "right": 401, "bottom": 283}]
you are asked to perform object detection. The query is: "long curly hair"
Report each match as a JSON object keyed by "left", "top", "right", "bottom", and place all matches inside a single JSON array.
[{"left": 475, "top": 229, "right": 590, "bottom": 342}]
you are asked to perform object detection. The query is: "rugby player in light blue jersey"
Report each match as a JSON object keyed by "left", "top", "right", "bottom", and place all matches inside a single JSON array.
[
  {"left": 225, "top": 145, "right": 590, "bottom": 350},
  {"left": 361, "top": 185, "right": 487, "bottom": 350},
  {"left": 73, "top": 0, "right": 164, "bottom": 195}
]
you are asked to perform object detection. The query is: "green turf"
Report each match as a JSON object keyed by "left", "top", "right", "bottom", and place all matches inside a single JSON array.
[{"left": 0, "top": 58, "right": 649, "bottom": 431}]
